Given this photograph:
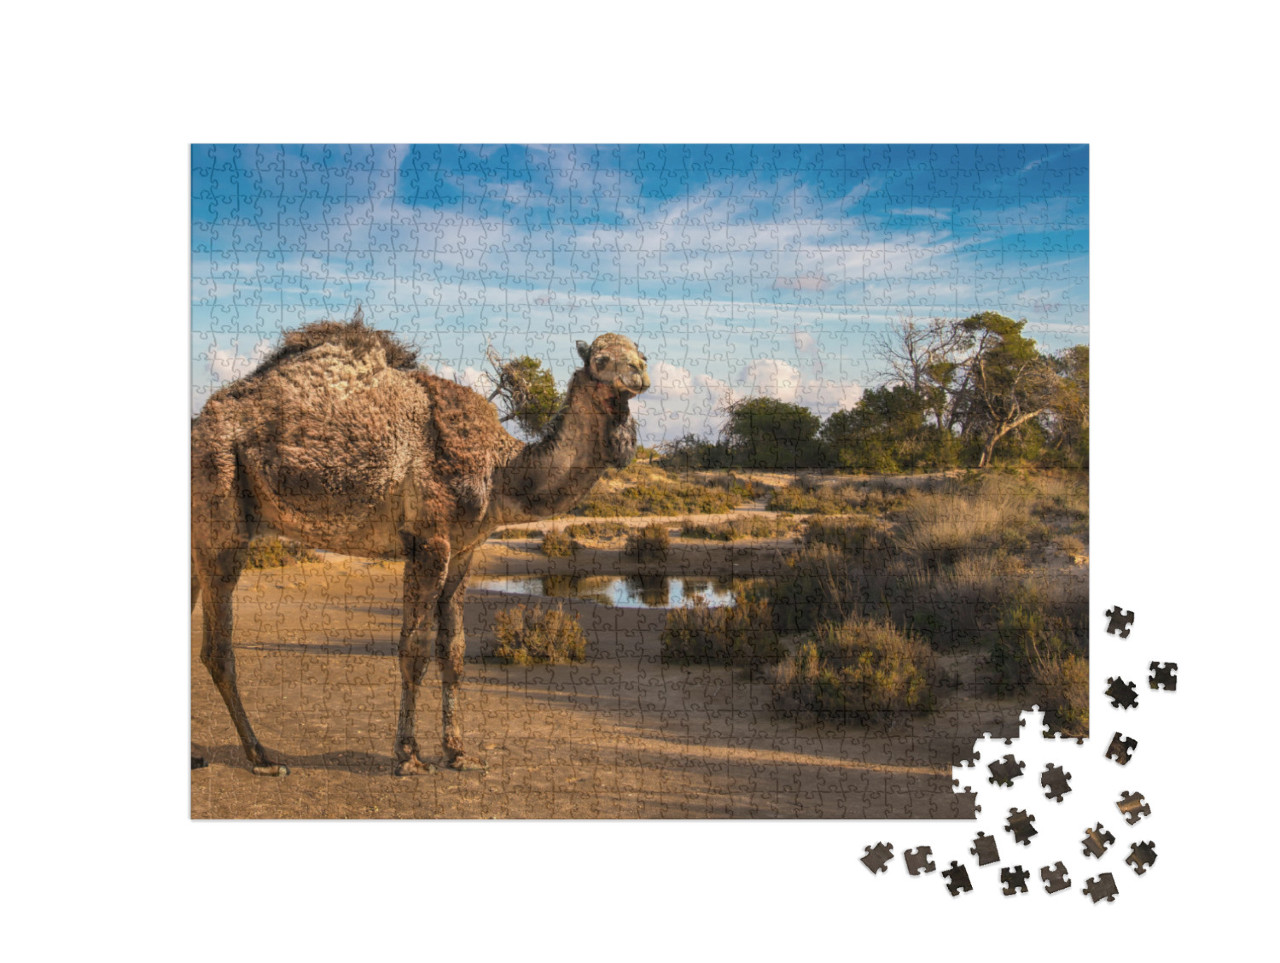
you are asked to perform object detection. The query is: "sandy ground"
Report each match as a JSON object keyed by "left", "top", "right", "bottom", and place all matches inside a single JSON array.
[{"left": 191, "top": 534, "right": 1027, "bottom": 819}]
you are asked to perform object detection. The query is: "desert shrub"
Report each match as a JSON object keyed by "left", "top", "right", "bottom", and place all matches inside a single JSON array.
[
  {"left": 661, "top": 598, "right": 782, "bottom": 670},
  {"left": 988, "top": 585, "right": 1088, "bottom": 695},
  {"left": 803, "top": 516, "right": 894, "bottom": 556},
  {"left": 768, "top": 545, "right": 869, "bottom": 634},
  {"left": 1033, "top": 652, "right": 1089, "bottom": 736},
  {"left": 564, "top": 521, "right": 631, "bottom": 540},
  {"left": 624, "top": 524, "right": 670, "bottom": 566},
  {"left": 493, "top": 603, "right": 589, "bottom": 665},
  {"left": 540, "top": 529, "right": 575, "bottom": 558},
  {"left": 679, "top": 516, "right": 794, "bottom": 541},
  {"left": 243, "top": 536, "right": 319, "bottom": 569},
  {"left": 490, "top": 528, "right": 544, "bottom": 540},
  {"left": 767, "top": 477, "right": 911, "bottom": 516},
  {"left": 577, "top": 476, "right": 744, "bottom": 516},
  {"left": 1053, "top": 534, "right": 1088, "bottom": 561},
  {"left": 770, "top": 617, "right": 937, "bottom": 724}
]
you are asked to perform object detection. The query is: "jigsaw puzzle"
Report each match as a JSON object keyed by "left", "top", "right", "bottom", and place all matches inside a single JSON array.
[{"left": 190, "top": 144, "right": 1090, "bottom": 819}]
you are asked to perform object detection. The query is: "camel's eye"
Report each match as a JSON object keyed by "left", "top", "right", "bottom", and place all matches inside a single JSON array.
[{"left": 594, "top": 355, "right": 611, "bottom": 368}]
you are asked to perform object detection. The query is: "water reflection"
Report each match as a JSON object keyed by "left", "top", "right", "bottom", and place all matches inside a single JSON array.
[{"left": 474, "top": 574, "right": 737, "bottom": 609}]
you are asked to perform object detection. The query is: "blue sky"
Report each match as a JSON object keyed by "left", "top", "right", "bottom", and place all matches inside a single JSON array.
[{"left": 192, "top": 144, "right": 1088, "bottom": 442}]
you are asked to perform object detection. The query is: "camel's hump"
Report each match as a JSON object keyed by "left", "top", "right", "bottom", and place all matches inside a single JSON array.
[{"left": 252, "top": 319, "right": 420, "bottom": 377}]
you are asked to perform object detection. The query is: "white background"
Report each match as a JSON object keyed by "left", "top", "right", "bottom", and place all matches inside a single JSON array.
[{"left": 3, "top": 1, "right": 1274, "bottom": 959}]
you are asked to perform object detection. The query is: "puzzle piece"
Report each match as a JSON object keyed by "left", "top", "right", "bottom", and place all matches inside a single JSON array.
[
  {"left": 861, "top": 842, "right": 894, "bottom": 874},
  {"left": 1005, "top": 808, "right": 1038, "bottom": 846},
  {"left": 1001, "top": 865, "right": 1031, "bottom": 895},
  {"left": 1083, "top": 873, "right": 1119, "bottom": 903},
  {"left": 971, "top": 831, "right": 1001, "bottom": 866},
  {"left": 904, "top": 847, "right": 936, "bottom": 876},
  {"left": 1041, "top": 763, "right": 1073, "bottom": 802},
  {"left": 1041, "top": 862, "right": 1071, "bottom": 894},
  {"left": 1083, "top": 823, "right": 1115, "bottom": 858},
  {"left": 1126, "top": 841, "right": 1157, "bottom": 875},
  {"left": 1106, "top": 677, "right": 1138, "bottom": 709},
  {"left": 1105, "top": 732, "right": 1138, "bottom": 765},
  {"left": 1149, "top": 662, "right": 1178, "bottom": 690},
  {"left": 1105, "top": 606, "right": 1134, "bottom": 638},
  {"left": 943, "top": 861, "right": 973, "bottom": 897},
  {"left": 988, "top": 753, "right": 1026, "bottom": 787},
  {"left": 1117, "top": 791, "right": 1151, "bottom": 825}
]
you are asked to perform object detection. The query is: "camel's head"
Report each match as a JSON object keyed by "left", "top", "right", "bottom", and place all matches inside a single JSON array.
[{"left": 576, "top": 334, "right": 651, "bottom": 398}]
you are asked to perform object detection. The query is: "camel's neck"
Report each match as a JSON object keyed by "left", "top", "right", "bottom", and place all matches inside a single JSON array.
[{"left": 492, "top": 371, "right": 636, "bottom": 523}]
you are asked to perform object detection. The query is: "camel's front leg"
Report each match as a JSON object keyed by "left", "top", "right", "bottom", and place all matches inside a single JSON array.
[
  {"left": 394, "top": 534, "right": 449, "bottom": 776},
  {"left": 436, "top": 549, "right": 480, "bottom": 770}
]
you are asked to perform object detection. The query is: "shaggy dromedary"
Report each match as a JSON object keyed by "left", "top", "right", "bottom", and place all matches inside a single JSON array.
[{"left": 192, "top": 318, "right": 650, "bottom": 775}]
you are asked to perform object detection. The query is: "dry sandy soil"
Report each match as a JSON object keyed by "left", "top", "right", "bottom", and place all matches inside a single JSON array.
[{"left": 191, "top": 526, "right": 1027, "bottom": 819}]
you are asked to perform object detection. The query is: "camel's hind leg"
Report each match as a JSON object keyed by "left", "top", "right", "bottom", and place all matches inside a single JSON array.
[
  {"left": 194, "top": 546, "right": 288, "bottom": 776},
  {"left": 394, "top": 534, "right": 450, "bottom": 776}
]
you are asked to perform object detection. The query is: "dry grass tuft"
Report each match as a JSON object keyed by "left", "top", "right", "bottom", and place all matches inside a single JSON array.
[{"left": 494, "top": 603, "right": 589, "bottom": 665}]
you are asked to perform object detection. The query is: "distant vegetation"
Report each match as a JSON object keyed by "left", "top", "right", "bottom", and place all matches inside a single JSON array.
[
  {"left": 655, "top": 313, "right": 1087, "bottom": 473},
  {"left": 243, "top": 536, "right": 319, "bottom": 568}
]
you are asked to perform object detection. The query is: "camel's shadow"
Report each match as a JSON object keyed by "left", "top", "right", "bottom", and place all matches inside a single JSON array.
[{"left": 190, "top": 742, "right": 397, "bottom": 775}]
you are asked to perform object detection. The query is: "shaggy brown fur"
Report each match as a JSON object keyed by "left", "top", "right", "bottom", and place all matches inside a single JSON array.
[{"left": 192, "top": 318, "right": 649, "bottom": 775}]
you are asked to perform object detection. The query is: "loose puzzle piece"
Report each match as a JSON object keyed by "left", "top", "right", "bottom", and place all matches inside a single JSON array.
[
  {"left": 904, "top": 847, "right": 936, "bottom": 876},
  {"left": 1083, "top": 873, "right": 1119, "bottom": 903},
  {"left": 988, "top": 753, "right": 1026, "bottom": 787},
  {"left": 943, "top": 861, "right": 973, "bottom": 897},
  {"left": 971, "top": 831, "right": 1001, "bottom": 866},
  {"left": 1105, "top": 677, "right": 1138, "bottom": 709},
  {"left": 1117, "top": 791, "right": 1151, "bottom": 825},
  {"left": 1149, "top": 662, "right": 1178, "bottom": 690},
  {"left": 1105, "top": 732, "right": 1138, "bottom": 765},
  {"left": 1105, "top": 606, "right": 1135, "bottom": 638},
  {"left": 861, "top": 842, "right": 894, "bottom": 874},
  {"left": 1041, "top": 763, "right": 1072, "bottom": 802},
  {"left": 1041, "top": 862, "right": 1071, "bottom": 894},
  {"left": 1005, "top": 808, "right": 1038, "bottom": 846},
  {"left": 1126, "top": 841, "right": 1157, "bottom": 875},
  {"left": 1001, "top": 865, "right": 1031, "bottom": 895},
  {"left": 1083, "top": 823, "right": 1115, "bottom": 858}
]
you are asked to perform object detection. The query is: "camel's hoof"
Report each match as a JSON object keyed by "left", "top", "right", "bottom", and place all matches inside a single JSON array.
[
  {"left": 447, "top": 755, "right": 487, "bottom": 773},
  {"left": 394, "top": 756, "right": 437, "bottom": 777},
  {"left": 252, "top": 762, "right": 289, "bottom": 776}
]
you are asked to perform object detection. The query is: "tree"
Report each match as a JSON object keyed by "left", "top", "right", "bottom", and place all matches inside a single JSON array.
[
  {"left": 821, "top": 385, "right": 941, "bottom": 472},
  {"left": 722, "top": 397, "right": 823, "bottom": 469},
  {"left": 952, "top": 313, "right": 1059, "bottom": 467},
  {"left": 485, "top": 346, "right": 563, "bottom": 438},
  {"left": 1044, "top": 344, "right": 1089, "bottom": 467},
  {"left": 871, "top": 317, "right": 971, "bottom": 431}
]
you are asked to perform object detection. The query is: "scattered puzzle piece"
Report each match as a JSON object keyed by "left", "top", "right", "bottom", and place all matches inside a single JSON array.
[
  {"left": 943, "top": 861, "right": 973, "bottom": 897},
  {"left": 1005, "top": 808, "right": 1038, "bottom": 846},
  {"left": 1105, "top": 732, "right": 1138, "bottom": 765},
  {"left": 1041, "top": 763, "right": 1072, "bottom": 802},
  {"left": 1149, "top": 662, "right": 1178, "bottom": 690},
  {"left": 1083, "top": 823, "right": 1115, "bottom": 858},
  {"left": 988, "top": 753, "right": 1026, "bottom": 787},
  {"left": 1083, "top": 872, "right": 1119, "bottom": 903},
  {"left": 1126, "top": 841, "right": 1157, "bottom": 875},
  {"left": 904, "top": 847, "right": 936, "bottom": 876},
  {"left": 1106, "top": 677, "right": 1138, "bottom": 709},
  {"left": 1001, "top": 865, "right": 1031, "bottom": 895},
  {"left": 1105, "top": 606, "right": 1134, "bottom": 638},
  {"left": 1117, "top": 791, "right": 1151, "bottom": 825},
  {"left": 1041, "top": 862, "right": 1071, "bottom": 894},
  {"left": 971, "top": 831, "right": 1001, "bottom": 866},
  {"left": 861, "top": 842, "right": 894, "bottom": 874}
]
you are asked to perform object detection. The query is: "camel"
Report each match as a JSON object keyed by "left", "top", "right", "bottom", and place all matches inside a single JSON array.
[{"left": 191, "top": 316, "right": 650, "bottom": 775}]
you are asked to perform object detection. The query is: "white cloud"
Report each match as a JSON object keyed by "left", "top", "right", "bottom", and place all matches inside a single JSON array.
[{"left": 206, "top": 338, "right": 271, "bottom": 383}]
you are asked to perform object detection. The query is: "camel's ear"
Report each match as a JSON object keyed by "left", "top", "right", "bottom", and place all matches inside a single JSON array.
[{"left": 576, "top": 340, "right": 591, "bottom": 364}]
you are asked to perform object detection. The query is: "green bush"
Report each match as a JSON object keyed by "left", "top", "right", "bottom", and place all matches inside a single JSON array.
[
  {"left": 770, "top": 617, "right": 937, "bottom": 724},
  {"left": 540, "top": 529, "right": 575, "bottom": 558},
  {"left": 564, "top": 521, "right": 631, "bottom": 540},
  {"left": 490, "top": 528, "right": 544, "bottom": 540},
  {"left": 578, "top": 480, "right": 743, "bottom": 517},
  {"left": 493, "top": 603, "right": 589, "bottom": 665},
  {"left": 679, "top": 516, "right": 794, "bottom": 541},
  {"left": 243, "top": 536, "right": 319, "bottom": 569},
  {"left": 624, "top": 524, "right": 670, "bottom": 565},
  {"left": 661, "top": 598, "right": 782, "bottom": 670}
]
